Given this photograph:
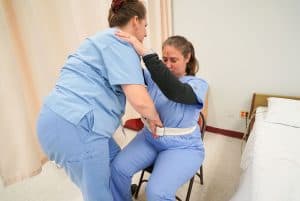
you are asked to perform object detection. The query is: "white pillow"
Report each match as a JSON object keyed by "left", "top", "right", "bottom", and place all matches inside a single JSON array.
[{"left": 265, "top": 97, "right": 300, "bottom": 128}]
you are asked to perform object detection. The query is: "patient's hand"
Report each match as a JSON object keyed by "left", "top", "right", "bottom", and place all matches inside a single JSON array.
[{"left": 115, "top": 30, "right": 149, "bottom": 56}]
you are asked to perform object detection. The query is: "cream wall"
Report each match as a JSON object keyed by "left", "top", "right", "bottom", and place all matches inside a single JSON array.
[{"left": 173, "top": 0, "right": 300, "bottom": 132}]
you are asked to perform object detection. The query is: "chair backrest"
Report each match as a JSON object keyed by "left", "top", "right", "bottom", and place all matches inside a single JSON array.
[{"left": 198, "top": 112, "right": 206, "bottom": 139}]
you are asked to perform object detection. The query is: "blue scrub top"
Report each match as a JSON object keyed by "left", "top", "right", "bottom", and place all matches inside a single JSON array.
[
  {"left": 144, "top": 69, "right": 208, "bottom": 129},
  {"left": 142, "top": 69, "right": 208, "bottom": 150},
  {"left": 44, "top": 28, "right": 145, "bottom": 137}
]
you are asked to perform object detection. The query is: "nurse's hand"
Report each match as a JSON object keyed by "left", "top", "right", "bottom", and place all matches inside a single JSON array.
[
  {"left": 148, "top": 118, "right": 162, "bottom": 139},
  {"left": 115, "top": 30, "right": 149, "bottom": 56}
]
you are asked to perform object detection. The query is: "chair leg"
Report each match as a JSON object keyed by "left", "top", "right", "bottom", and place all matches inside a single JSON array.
[
  {"left": 196, "top": 166, "right": 204, "bottom": 185},
  {"left": 134, "top": 170, "right": 145, "bottom": 199},
  {"left": 134, "top": 169, "right": 201, "bottom": 200},
  {"left": 185, "top": 176, "right": 195, "bottom": 201},
  {"left": 199, "top": 166, "right": 204, "bottom": 185}
]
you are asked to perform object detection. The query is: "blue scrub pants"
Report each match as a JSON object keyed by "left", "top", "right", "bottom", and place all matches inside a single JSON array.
[
  {"left": 37, "top": 106, "right": 120, "bottom": 201},
  {"left": 111, "top": 129, "right": 204, "bottom": 201}
]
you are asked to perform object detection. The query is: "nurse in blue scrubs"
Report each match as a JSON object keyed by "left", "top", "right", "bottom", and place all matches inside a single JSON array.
[
  {"left": 111, "top": 33, "right": 208, "bottom": 201},
  {"left": 36, "top": 1, "right": 162, "bottom": 201}
]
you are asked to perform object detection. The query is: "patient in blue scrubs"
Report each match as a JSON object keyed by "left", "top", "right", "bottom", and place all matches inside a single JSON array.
[
  {"left": 111, "top": 32, "right": 208, "bottom": 201},
  {"left": 36, "top": 1, "right": 162, "bottom": 201}
]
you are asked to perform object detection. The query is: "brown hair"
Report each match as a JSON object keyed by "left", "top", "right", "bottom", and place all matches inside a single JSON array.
[
  {"left": 162, "top": 36, "right": 199, "bottom": 76},
  {"left": 108, "top": 0, "right": 146, "bottom": 27}
]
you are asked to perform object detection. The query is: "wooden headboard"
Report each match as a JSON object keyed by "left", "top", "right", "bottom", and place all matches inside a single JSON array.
[
  {"left": 249, "top": 93, "right": 300, "bottom": 117},
  {"left": 244, "top": 93, "right": 300, "bottom": 140}
]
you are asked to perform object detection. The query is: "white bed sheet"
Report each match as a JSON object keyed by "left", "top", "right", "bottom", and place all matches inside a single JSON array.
[{"left": 230, "top": 107, "right": 300, "bottom": 201}]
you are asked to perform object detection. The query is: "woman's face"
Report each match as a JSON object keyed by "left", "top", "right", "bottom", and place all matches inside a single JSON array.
[
  {"left": 134, "top": 18, "right": 147, "bottom": 42},
  {"left": 162, "top": 45, "right": 190, "bottom": 78}
]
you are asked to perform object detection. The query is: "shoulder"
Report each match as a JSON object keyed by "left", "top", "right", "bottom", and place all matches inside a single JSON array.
[
  {"left": 182, "top": 76, "right": 208, "bottom": 95},
  {"left": 89, "top": 28, "right": 134, "bottom": 52}
]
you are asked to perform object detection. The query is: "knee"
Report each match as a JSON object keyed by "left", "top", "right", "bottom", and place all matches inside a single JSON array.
[
  {"left": 146, "top": 181, "right": 173, "bottom": 201},
  {"left": 111, "top": 156, "right": 131, "bottom": 178},
  {"left": 111, "top": 157, "right": 125, "bottom": 175}
]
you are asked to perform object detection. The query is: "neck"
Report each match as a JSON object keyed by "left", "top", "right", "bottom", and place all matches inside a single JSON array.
[{"left": 118, "top": 25, "right": 134, "bottom": 36}]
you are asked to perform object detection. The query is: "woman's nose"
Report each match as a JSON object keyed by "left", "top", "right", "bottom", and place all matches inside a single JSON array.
[{"left": 164, "top": 61, "right": 172, "bottom": 69}]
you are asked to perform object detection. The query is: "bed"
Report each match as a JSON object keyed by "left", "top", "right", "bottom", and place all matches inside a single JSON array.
[{"left": 230, "top": 93, "right": 300, "bottom": 201}]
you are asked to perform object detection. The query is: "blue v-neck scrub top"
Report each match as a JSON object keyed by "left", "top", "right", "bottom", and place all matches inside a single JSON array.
[
  {"left": 144, "top": 69, "right": 208, "bottom": 149},
  {"left": 44, "top": 28, "right": 145, "bottom": 138}
]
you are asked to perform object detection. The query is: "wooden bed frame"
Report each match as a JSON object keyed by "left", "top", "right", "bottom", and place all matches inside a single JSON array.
[
  {"left": 249, "top": 93, "right": 300, "bottom": 117},
  {"left": 244, "top": 93, "right": 300, "bottom": 140}
]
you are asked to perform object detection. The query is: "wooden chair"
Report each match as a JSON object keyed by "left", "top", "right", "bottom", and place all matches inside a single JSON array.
[{"left": 133, "top": 112, "right": 206, "bottom": 201}]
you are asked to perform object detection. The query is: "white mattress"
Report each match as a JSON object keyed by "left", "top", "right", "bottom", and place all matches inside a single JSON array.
[{"left": 230, "top": 107, "right": 300, "bottom": 201}]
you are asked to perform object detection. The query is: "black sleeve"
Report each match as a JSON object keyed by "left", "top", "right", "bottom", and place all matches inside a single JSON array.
[{"left": 142, "top": 53, "right": 198, "bottom": 105}]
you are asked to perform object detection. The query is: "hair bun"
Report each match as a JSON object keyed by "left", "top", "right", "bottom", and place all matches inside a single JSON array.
[{"left": 111, "top": 0, "right": 124, "bottom": 13}]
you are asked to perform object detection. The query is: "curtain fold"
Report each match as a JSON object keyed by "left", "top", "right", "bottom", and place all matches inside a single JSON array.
[
  {"left": 0, "top": 0, "right": 172, "bottom": 186},
  {"left": 160, "top": 0, "right": 173, "bottom": 42},
  {"left": 124, "top": 0, "right": 173, "bottom": 119},
  {"left": 0, "top": 0, "right": 46, "bottom": 186},
  {"left": 143, "top": 0, "right": 173, "bottom": 54}
]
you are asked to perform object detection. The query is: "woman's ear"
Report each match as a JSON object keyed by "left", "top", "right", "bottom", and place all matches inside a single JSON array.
[{"left": 131, "top": 16, "right": 139, "bottom": 27}]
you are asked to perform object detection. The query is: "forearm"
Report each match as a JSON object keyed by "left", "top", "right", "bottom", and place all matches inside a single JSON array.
[
  {"left": 143, "top": 53, "right": 198, "bottom": 104},
  {"left": 122, "top": 84, "right": 160, "bottom": 121}
]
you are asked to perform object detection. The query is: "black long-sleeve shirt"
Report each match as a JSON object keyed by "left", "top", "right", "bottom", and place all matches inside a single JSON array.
[{"left": 142, "top": 53, "right": 198, "bottom": 105}]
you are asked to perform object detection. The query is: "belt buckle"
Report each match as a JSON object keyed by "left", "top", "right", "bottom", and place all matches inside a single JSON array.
[{"left": 156, "top": 127, "right": 165, "bottom": 136}]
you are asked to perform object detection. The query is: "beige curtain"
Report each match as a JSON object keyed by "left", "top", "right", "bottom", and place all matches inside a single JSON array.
[
  {"left": 144, "top": 0, "right": 173, "bottom": 54},
  {"left": 0, "top": 0, "right": 172, "bottom": 186},
  {"left": 124, "top": 0, "right": 173, "bottom": 119}
]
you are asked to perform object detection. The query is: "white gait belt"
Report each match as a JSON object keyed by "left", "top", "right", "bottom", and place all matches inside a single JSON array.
[{"left": 141, "top": 118, "right": 197, "bottom": 136}]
